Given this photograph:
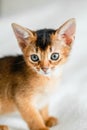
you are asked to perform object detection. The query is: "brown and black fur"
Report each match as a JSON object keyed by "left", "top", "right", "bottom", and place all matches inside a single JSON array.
[
  {"left": 36, "top": 29, "right": 56, "bottom": 50},
  {"left": 0, "top": 18, "right": 76, "bottom": 130}
]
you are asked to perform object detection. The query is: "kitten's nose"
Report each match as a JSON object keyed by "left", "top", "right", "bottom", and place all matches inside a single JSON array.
[{"left": 41, "top": 67, "right": 49, "bottom": 73}]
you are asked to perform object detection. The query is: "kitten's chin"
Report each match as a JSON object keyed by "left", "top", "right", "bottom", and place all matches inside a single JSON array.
[{"left": 42, "top": 72, "right": 51, "bottom": 77}]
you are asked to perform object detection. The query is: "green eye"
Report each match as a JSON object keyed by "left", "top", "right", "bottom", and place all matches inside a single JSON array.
[
  {"left": 51, "top": 53, "right": 59, "bottom": 61},
  {"left": 31, "top": 54, "right": 39, "bottom": 62}
]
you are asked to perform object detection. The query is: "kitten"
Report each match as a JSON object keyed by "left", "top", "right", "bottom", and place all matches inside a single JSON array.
[{"left": 0, "top": 18, "right": 76, "bottom": 130}]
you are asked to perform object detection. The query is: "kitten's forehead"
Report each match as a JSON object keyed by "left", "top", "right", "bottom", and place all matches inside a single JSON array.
[{"left": 36, "top": 29, "right": 56, "bottom": 51}]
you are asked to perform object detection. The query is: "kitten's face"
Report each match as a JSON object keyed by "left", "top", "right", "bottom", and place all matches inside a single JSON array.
[
  {"left": 12, "top": 18, "right": 76, "bottom": 77},
  {"left": 24, "top": 36, "right": 69, "bottom": 76}
]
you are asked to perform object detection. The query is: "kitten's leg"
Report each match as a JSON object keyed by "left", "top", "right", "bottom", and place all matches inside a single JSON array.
[
  {"left": 40, "top": 105, "right": 58, "bottom": 127},
  {"left": 15, "top": 99, "right": 49, "bottom": 130},
  {"left": 0, "top": 101, "right": 9, "bottom": 130},
  {"left": 40, "top": 106, "right": 49, "bottom": 123},
  {"left": 0, "top": 125, "right": 9, "bottom": 130}
]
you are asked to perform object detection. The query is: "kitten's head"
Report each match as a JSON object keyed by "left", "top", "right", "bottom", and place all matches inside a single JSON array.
[{"left": 12, "top": 18, "right": 76, "bottom": 76}]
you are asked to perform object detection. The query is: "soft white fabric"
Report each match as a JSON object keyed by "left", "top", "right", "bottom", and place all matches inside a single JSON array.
[{"left": 0, "top": 0, "right": 87, "bottom": 130}]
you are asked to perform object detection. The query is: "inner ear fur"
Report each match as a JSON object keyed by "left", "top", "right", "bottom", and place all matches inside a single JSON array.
[
  {"left": 56, "top": 18, "right": 76, "bottom": 46},
  {"left": 12, "top": 23, "right": 36, "bottom": 50}
]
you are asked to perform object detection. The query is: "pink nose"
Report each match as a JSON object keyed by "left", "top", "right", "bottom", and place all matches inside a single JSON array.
[{"left": 41, "top": 67, "right": 49, "bottom": 73}]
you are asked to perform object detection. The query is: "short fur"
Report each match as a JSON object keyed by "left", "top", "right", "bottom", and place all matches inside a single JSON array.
[
  {"left": 0, "top": 18, "right": 76, "bottom": 130},
  {"left": 36, "top": 29, "right": 56, "bottom": 50}
]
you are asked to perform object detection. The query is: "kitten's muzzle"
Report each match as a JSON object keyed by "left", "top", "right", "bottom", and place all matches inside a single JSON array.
[{"left": 41, "top": 67, "right": 49, "bottom": 73}]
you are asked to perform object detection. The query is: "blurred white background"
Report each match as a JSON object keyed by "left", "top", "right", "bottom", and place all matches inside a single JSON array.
[{"left": 0, "top": 0, "right": 87, "bottom": 130}]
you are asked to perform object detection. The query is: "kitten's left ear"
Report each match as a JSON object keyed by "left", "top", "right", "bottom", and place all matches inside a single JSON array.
[
  {"left": 12, "top": 23, "right": 36, "bottom": 50},
  {"left": 56, "top": 18, "right": 76, "bottom": 46}
]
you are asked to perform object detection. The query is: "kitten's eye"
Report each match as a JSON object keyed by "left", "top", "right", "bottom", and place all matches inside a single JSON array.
[
  {"left": 51, "top": 53, "right": 59, "bottom": 61},
  {"left": 31, "top": 54, "right": 39, "bottom": 62}
]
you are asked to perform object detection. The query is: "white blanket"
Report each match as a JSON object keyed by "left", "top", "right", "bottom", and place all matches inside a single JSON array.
[{"left": 0, "top": 0, "right": 87, "bottom": 130}]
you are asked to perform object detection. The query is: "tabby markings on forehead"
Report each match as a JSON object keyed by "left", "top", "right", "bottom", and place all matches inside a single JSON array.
[
  {"left": 36, "top": 47, "right": 38, "bottom": 53},
  {"left": 36, "top": 29, "right": 56, "bottom": 50}
]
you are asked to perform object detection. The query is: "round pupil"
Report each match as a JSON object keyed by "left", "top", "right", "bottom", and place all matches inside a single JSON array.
[
  {"left": 51, "top": 53, "right": 59, "bottom": 60},
  {"left": 31, "top": 54, "right": 39, "bottom": 62}
]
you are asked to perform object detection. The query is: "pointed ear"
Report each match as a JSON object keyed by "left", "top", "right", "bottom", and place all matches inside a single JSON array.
[
  {"left": 12, "top": 23, "right": 36, "bottom": 50},
  {"left": 56, "top": 18, "right": 76, "bottom": 46}
]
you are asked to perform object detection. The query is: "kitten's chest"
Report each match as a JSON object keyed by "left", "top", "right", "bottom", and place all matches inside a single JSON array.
[{"left": 34, "top": 76, "right": 60, "bottom": 109}]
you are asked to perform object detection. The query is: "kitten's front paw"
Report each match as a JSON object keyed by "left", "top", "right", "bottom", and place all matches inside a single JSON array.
[
  {"left": 45, "top": 117, "right": 58, "bottom": 127},
  {"left": 0, "top": 125, "right": 9, "bottom": 130}
]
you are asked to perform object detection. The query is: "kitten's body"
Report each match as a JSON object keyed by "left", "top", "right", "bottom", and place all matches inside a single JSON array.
[
  {"left": 0, "top": 55, "right": 61, "bottom": 113},
  {"left": 0, "top": 19, "right": 76, "bottom": 130}
]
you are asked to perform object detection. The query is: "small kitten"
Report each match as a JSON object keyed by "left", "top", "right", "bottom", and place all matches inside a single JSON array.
[{"left": 0, "top": 18, "right": 76, "bottom": 130}]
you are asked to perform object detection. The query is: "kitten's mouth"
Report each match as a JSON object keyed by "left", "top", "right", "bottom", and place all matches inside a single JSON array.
[
  {"left": 44, "top": 71, "right": 50, "bottom": 75},
  {"left": 42, "top": 70, "right": 52, "bottom": 77},
  {"left": 37, "top": 69, "right": 51, "bottom": 76},
  {"left": 42, "top": 72, "right": 51, "bottom": 77}
]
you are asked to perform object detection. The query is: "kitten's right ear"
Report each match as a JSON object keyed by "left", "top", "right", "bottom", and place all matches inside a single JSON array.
[{"left": 12, "top": 23, "right": 36, "bottom": 50}]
